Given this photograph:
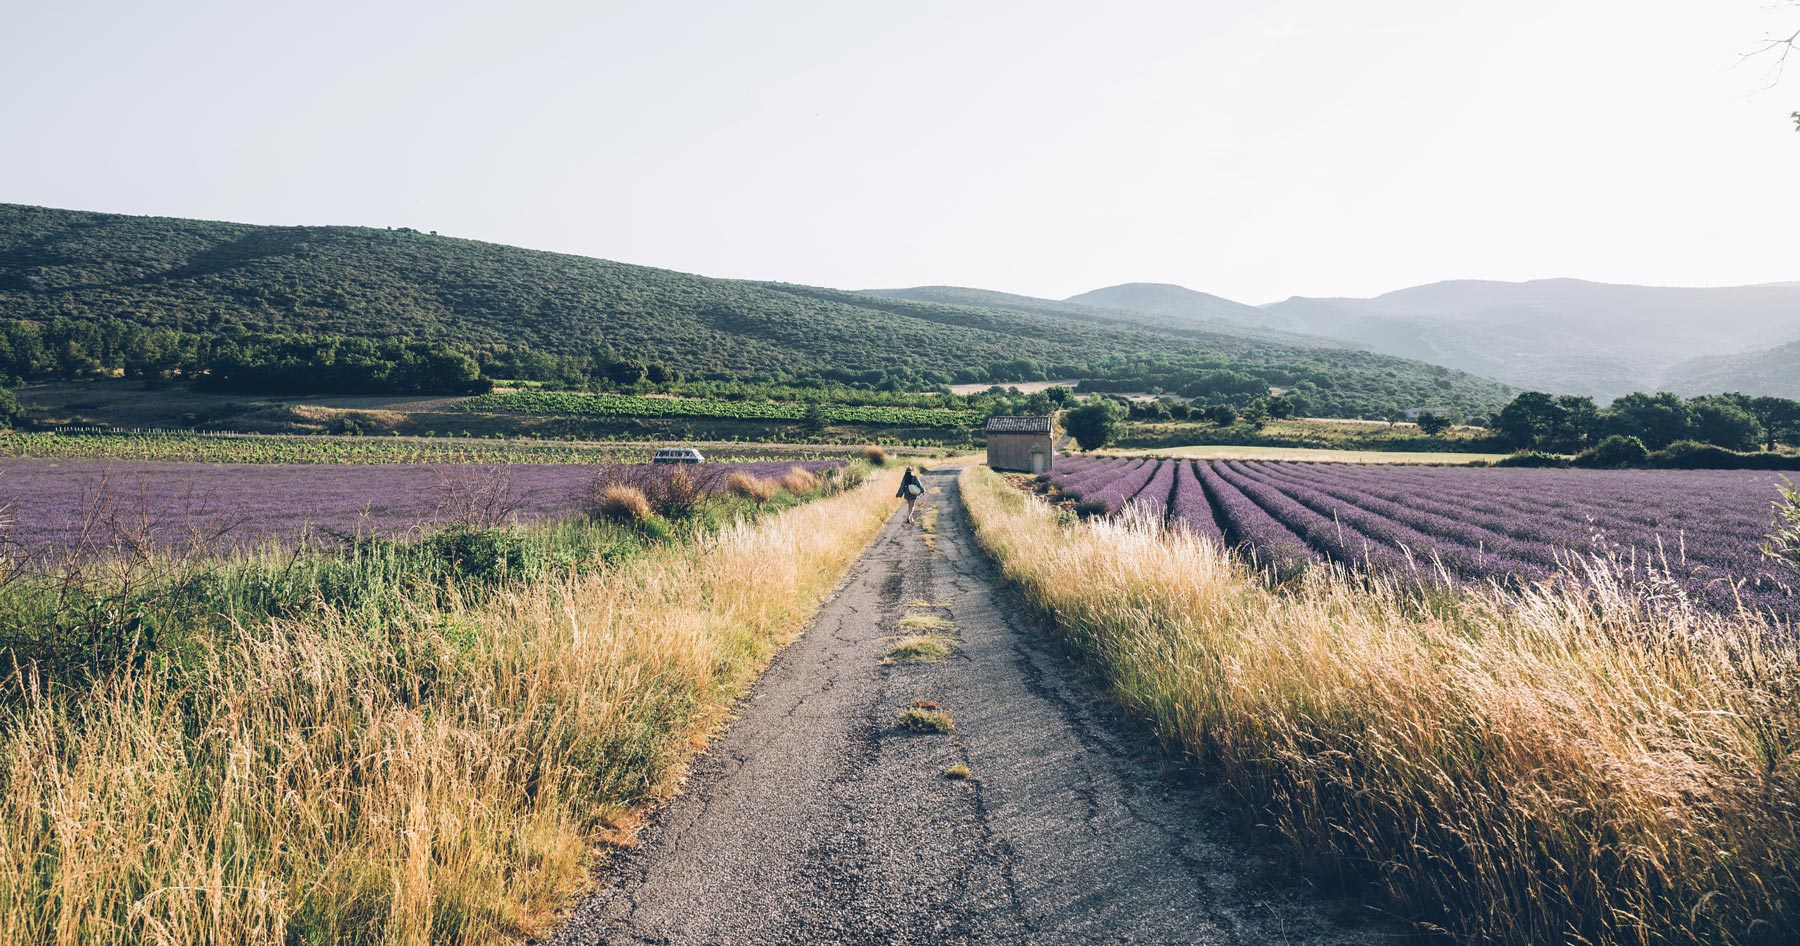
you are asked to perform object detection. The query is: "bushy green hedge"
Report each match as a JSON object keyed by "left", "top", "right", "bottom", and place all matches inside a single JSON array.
[
  {"left": 1648, "top": 441, "right": 1800, "bottom": 470},
  {"left": 1493, "top": 442, "right": 1800, "bottom": 470}
]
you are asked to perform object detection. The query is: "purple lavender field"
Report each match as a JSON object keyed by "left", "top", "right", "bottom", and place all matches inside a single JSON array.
[
  {"left": 0, "top": 458, "right": 839, "bottom": 558},
  {"left": 1044, "top": 456, "right": 1800, "bottom": 620}
]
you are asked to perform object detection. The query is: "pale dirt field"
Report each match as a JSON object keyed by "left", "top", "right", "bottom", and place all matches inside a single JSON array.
[{"left": 946, "top": 379, "right": 1082, "bottom": 395}]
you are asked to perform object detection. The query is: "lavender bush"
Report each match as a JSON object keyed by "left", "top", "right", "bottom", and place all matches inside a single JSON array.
[{"left": 1167, "top": 460, "right": 1224, "bottom": 544}]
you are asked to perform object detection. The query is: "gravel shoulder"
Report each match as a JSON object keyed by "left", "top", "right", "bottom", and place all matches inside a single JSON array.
[{"left": 549, "top": 467, "right": 1394, "bottom": 945}]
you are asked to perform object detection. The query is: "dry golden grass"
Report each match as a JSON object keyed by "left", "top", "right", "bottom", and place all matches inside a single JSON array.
[
  {"left": 960, "top": 465, "right": 1800, "bottom": 946},
  {"left": 0, "top": 471, "right": 899, "bottom": 946},
  {"left": 586, "top": 483, "right": 653, "bottom": 523},
  {"left": 724, "top": 472, "right": 776, "bottom": 503},
  {"left": 777, "top": 465, "right": 819, "bottom": 494}
]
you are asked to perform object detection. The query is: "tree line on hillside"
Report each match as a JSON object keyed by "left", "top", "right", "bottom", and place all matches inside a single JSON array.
[
  {"left": 0, "top": 319, "right": 489, "bottom": 396},
  {"left": 476, "top": 345, "right": 1500, "bottom": 419},
  {"left": 0, "top": 314, "right": 1507, "bottom": 429},
  {"left": 1070, "top": 350, "right": 1508, "bottom": 419}
]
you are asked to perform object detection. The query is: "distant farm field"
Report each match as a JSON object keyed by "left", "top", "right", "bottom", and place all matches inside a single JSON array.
[
  {"left": 1114, "top": 415, "right": 1512, "bottom": 455},
  {"left": 0, "top": 457, "right": 843, "bottom": 557},
  {"left": 13, "top": 380, "right": 983, "bottom": 447},
  {"left": 945, "top": 379, "right": 1082, "bottom": 395},
  {"left": 0, "top": 431, "right": 902, "bottom": 465},
  {"left": 1104, "top": 444, "right": 1511, "bottom": 464}
]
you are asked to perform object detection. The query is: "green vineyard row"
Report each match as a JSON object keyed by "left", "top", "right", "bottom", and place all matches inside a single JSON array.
[{"left": 457, "top": 391, "right": 985, "bottom": 429}]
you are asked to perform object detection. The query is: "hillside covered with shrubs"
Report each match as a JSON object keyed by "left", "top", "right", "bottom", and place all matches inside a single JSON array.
[{"left": 0, "top": 204, "right": 1514, "bottom": 417}]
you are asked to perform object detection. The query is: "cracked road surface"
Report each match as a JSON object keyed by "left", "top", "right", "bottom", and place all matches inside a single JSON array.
[{"left": 550, "top": 468, "right": 1390, "bottom": 946}]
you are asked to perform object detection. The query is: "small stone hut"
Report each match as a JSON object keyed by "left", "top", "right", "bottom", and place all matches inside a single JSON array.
[{"left": 984, "top": 415, "right": 1054, "bottom": 473}]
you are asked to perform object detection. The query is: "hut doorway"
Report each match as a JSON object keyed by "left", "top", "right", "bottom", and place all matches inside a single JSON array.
[{"left": 1030, "top": 448, "right": 1046, "bottom": 474}]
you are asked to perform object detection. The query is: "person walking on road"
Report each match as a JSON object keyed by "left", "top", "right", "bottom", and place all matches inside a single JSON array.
[{"left": 897, "top": 467, "right": 924, "bottom": 523}]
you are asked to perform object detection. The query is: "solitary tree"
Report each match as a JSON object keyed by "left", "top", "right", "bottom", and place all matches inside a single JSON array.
[
  {"left": 1689, "top": 396, "right": 1763, "bottom": 452},
  {"left": 1416, "top": 412, "right": 1452, "bottom": 436},
  {"left": 1497, "top": 392, "right": 1561, "bottom": 449},
  {"left": 1064, "top": 399, "right": 1126, "bottom": 451},
  {"left": 1748, "top": 396, "right": 1800, "bottom": 450},
  {"left": 0, "top": 387, "right": 20, "bottom": 430}
]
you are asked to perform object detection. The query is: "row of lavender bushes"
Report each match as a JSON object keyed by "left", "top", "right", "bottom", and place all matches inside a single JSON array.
[{"left": 1034, "top": 455, "right": 1800, "bottom": 620}]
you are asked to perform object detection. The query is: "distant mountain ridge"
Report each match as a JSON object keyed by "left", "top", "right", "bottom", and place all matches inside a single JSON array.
[
  {"left": 1260, "top": 278, "right": 1800, "bottom": 399},
  {"left": 1660, "top": 339, "right": 1800, "bottom": 399},
  {"left": 1063, "top": 283, "right": 1302, "bottom": 335},
  {"left": 884, "top": 277, "right": 1800, "bottom": 400},
  {"left": 860, "top": 284, "right": 1328, "bottom": 346}
]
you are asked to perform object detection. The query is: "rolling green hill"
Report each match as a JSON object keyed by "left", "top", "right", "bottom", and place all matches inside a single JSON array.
[
  {"left": 0, "top": 203, "right": 1515, "bottom": 416},
  {"left": 862, "top": 284, "right": 1324, "bottom": 345},
  {"left": 1661, "top": 339, "right": 1800, "bottom": 399}
]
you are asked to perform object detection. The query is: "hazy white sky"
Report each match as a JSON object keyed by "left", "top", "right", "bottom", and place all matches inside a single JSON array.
[{"left": 4, "top": 1, "right": 1796, "bottom": 303}]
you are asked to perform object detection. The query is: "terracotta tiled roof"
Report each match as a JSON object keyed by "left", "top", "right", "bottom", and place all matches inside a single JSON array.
[{"left": 984, "top": 415, "right": 1052, "bottom": 433}]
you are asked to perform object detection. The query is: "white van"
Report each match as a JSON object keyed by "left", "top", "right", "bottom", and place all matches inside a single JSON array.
[{"left": 652, "top": 447, "right": 705, "bottom": 465}]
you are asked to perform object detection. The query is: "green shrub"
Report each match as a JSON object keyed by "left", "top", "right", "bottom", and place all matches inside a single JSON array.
[
  {"left": 1493, "top": 450, "right": 1570, "bottom": 468},
  {"left": 424, "top": 527, "right": 544, "bottom": 584},
  {"left": 1576, "top": 434, "right": 1649, "bottom": 468},
  {"left": 1064, "top": 399, "right": 1126, "bottom": 451},
  {"left": 1648, "top": 442, "right": 1800, "bottom": 470}
]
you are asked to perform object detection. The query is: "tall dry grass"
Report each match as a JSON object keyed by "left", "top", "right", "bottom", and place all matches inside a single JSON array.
[
  {"left": 724, "top": 472, "right": 776, "bottom": 503},
  {"left": 0, "top": 471, "right": 898, "bottom": 946},
  {"left": 777, "top": 465, "right": 820, "bottom": 494},
  {"left": 960, "top": 466, "right": 1800, "bottom": 946}
]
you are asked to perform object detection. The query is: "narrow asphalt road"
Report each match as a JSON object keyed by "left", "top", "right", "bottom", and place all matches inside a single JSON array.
[{"left": 550, "top": 468, "right": 1391, "bottom": 946}]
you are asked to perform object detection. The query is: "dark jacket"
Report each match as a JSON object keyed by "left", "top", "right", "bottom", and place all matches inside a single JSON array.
[{"left": 897, "top": 471, "right": 922, "bottom": 498}]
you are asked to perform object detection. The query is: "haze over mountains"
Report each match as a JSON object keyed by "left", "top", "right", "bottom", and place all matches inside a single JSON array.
[
  {"left": 1264, "top": 279, "right": 1800, "bottom": 399},
  {"left": 876, "top": 279, "right": 1800, "bottom": 400}
]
